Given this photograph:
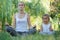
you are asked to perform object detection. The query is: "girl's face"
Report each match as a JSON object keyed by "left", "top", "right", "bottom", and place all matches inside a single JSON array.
[
  {"left": 42, "top": 16, "right": 49, "bottom": 24},
  {"left": 18, "top": 2, "right": 24, "bottom": 11}
]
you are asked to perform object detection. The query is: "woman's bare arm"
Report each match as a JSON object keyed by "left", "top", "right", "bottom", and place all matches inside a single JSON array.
[
  {"left": 12, "top": 14, "right": 16, "bottom": 29},
  {"left": 27, "top": 14, "right": 31, "bottom": 29}
]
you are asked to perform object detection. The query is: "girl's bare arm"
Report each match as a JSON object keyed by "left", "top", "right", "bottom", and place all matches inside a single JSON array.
[
  {"left": 40, "top": 25, "right": 43, "bottom": 32},
  {"left": 49, "top": 24, "right": 53, "bottom": 31}
]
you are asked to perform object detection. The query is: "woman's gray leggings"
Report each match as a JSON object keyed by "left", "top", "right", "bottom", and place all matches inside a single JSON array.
[{"left": 5, "top": 25, "right": 36, "bottom": 36}]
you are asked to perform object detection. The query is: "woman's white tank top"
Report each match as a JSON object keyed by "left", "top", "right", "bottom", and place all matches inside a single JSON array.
[
  {"left": 15, "top": 13, "right": 28, "bottom": 32},
  {"left": 42, "top": 23, "right": 51, "bottom": 33}
]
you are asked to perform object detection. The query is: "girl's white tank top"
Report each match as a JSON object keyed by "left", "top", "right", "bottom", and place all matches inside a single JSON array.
[
  {"left": 15, "top": 13, "right": 28, "bottom": 32},
  {"left": 42, "top": 23, "right": 51, "bottom": 33}
]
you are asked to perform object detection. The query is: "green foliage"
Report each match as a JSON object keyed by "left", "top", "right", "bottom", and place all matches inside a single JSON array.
[
  {"left": 50, "top": 0, "right": 60, "bottom": 19},
  {"left": 25, "top": 0, "right": 45, "bottom": 17},
  {"left": 0, "top": 0, "right": 46, "bottom": 31},
  {"left": 57, "top": 14, "right": 60, "bottom": 18},
  {"left": 0, "top": 0, "right": 18, "bottom": 31},
  {"left": 0, "top": 32, "right": 12, "bottom": 40}
]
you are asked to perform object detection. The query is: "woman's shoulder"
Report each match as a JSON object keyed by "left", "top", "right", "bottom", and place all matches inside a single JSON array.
[
  {"left": 13, "top": 12, "right": 19, "bottom": 18},
  {"left": 15, "top": 12, "right": 19, "bottom": 15},
  {"left": 24, "top": 12, "right": 30, "bottom": 16},
  {"left": 25, "top": 13, "right": 30, "bottom": 18},
  {"left": 14, "top": 12, "right": 19, "bottom": 16}
]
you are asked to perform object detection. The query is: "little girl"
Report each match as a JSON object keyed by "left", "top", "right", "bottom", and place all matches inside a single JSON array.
[{"left": 40, "top": 14, "right": 54, "bottom": 35}]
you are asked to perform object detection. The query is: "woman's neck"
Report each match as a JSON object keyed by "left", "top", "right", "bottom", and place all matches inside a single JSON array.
[{"left": 19, "top": 10, "right": 24, "bottom": 14}]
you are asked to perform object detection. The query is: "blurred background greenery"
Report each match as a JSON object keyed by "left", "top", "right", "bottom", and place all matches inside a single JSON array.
[
  {"left": 0, "top": 0, "right": 60, "bottom": 31},
  {"left": 0, "top": 0, "right": 60, "bottom": 40}
]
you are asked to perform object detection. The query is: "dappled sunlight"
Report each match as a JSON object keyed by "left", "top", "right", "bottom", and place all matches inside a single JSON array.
[{"left": 40, "top": 0, "right": 50, "bottom": 13}]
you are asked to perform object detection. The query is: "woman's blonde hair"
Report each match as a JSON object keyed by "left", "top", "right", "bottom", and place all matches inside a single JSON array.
[{"left": 18, "top": 1, "right": 25, "bottom": 6}]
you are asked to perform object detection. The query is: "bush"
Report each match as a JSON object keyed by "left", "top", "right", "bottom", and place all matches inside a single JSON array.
[{"left": 0, "top": 32, "right": 12, "bottom": 40}]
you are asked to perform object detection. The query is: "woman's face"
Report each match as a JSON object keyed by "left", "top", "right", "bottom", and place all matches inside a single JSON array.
[
  {"left": 18, "top": 2, "right": 24, "bottom": 11},
  {"left": 42, "top": 16, "right": 49, "bottom": 24}
]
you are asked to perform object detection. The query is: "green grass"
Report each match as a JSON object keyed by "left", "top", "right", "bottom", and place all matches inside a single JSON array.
[
  {"left": 0, "top": 32, "right": 12, "bottom": 40},
  {"left": 0, "top": 32, "right": 60, "bottom": 40},
  {"left": 11, "top": 33, "right": 60, "bottom": 40}
]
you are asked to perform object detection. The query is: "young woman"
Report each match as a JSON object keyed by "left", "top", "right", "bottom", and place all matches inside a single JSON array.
[
  {"left": 12, "top": 2, "right": 31, "bottom": 35},
  {"left": 40, "top": 14, "right": 54, "bottom": 35},
  {"left": 5, "top": 2, "right": 36, "bottom": 36}
]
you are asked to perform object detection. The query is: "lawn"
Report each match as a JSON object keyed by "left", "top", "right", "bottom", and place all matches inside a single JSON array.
[
  {"left": 0, "top": 31, "right": 60, "bottom": 40},
  {"left": 12, "top": 35, "right": 59, "bottom": 40},
  {"left": 11, "top": 33, "right": 60, "bottom": 40}
]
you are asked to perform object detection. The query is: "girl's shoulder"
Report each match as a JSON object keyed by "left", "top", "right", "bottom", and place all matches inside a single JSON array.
[
  {"left": 49, "top": 22, "right": 52, "bottom": 26},
  {"left": 41, "top": 22, "right": 52, "bottom": 26}
]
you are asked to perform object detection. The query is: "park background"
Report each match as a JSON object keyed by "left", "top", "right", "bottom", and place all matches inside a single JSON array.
[{"left": 0, "top": 0, "right": 60, "bottom": 40}]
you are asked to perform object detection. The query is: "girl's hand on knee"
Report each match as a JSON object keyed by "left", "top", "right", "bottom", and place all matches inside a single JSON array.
[{"left": 50, "top": 28, "right": 53, "bottom": 31}]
